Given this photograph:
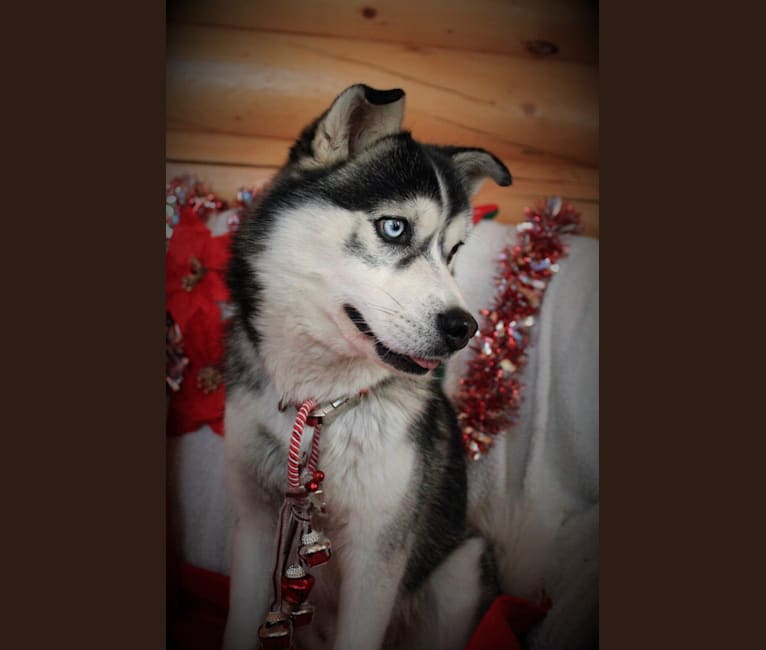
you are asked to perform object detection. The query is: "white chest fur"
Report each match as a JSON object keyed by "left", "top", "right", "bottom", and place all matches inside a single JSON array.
[
  {"left": 226, "top": 378, "right": 429, "bottom": 527},
  {"left": 304, "top": 383, "right": 428, "bottom": 540}
]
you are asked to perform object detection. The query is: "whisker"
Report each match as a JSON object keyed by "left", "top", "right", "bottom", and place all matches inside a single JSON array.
[
  {"left": 365, "top": 304, "right": 398, "bottom": 316},
  {"left": 369, "top": 285, "right": 404, "bottom": 309}
]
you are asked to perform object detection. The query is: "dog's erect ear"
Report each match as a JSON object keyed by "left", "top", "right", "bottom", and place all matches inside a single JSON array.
[
  {"left": 294, "top": 84, "right": 405, "bottom": 168},
  {"left": 433, "top": 146, "right": 512, "bottom": 197}
]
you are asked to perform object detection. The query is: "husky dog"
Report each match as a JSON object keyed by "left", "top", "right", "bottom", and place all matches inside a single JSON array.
[{"left": 222, "top": 84, "right": 513, "bottom": 650}]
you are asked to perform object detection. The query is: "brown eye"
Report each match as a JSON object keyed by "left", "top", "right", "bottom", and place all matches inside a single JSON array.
[{"left": 447, "top": 241, "right": 464, "bottom": 264}]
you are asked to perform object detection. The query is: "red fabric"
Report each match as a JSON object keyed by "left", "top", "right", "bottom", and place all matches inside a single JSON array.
[
  {"left": 179, "top": 563, "right": 230, "bottom": 612},
  {"left": 168, "top": 564, "right": 230, "bottom": 650},
  {"left": 471, "top": 203, "right": 499, "bottom": 225},
  {"left": 168, "top": 563, "right": 548, "bottom": 650},
  {"left": 466, "top": 594, "right": 550, "bottom": 650}
]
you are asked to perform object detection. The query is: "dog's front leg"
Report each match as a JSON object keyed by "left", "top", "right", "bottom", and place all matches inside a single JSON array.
[
  {"left": 332, "top": 544, "right": 408, "bottom": 650},
  {"left": 222, "top": 477, "right": 279, "bottom": 650}
]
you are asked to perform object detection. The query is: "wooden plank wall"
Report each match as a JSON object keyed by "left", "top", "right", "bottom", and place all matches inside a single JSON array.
[{"left": 167, "top": 0, "right": 599, "bottom": 237}]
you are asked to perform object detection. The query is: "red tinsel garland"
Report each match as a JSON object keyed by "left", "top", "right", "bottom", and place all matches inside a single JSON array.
[{"left": 456, "top": 198, "right": 582, "bottom": 460}]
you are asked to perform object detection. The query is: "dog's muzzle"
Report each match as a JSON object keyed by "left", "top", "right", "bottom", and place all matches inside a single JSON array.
[
  {"left": 437, "top": 308, "right": 478, "bottom": 352},
  {"left": 343, "top": 303, "right": 477, "bottom": 374}
]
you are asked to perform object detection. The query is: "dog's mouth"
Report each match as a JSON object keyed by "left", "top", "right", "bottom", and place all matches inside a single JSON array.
[{"left": 343, "top": 304, "right": 443, "bottom": 375}]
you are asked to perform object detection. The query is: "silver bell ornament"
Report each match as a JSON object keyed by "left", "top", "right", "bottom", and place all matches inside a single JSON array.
[
  {"left": 281, "top": 564, "right": 316, "bottom": 605},
  {"left": 289, "top": 601, "right": 315, "bottom": 628},
  {"left": 257, "top": 610, "right": 292, "bottom": 650},
  {"left": 309, "top": 488, "right": 327, "bottom": 515},
  {"left": 298, "top": 530, "right": 332, "bottom": 568}
]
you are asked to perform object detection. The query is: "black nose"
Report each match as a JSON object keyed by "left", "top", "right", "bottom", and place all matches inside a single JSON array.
[{"left": 437, "top": 308, "right": 478, "bottom": 352}]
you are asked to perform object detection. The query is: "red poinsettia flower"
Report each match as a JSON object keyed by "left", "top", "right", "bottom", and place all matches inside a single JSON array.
[
  {"left": 167, "top": 300, "right": 226, "bottom": 437},
  {"left": 166, "top": 205, "right": 231, "bottom": 331},
  {"left": 203, "top": 231, "right": 231, "bottom": 300}
]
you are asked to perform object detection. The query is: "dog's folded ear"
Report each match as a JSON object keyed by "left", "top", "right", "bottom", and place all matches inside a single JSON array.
[
  {"left": 292, "top": 84, "right": 406, "bottom": 169},
  {"left": 432, "top": 146, "right": 512, "bottom": 197}
]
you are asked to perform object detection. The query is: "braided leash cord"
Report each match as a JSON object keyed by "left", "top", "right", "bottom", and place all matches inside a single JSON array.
[
  {"left": 287, "top": 399, "right": 317, "bottom": 488},
  {"left": 268, "top": 399, "right": 320, "bottom": 614},
  {"left": 269, "top": 499, "right": 292, "bottom": 612},
  {"left": 308, "top": 422, "right": 322, "bottom": 474}
]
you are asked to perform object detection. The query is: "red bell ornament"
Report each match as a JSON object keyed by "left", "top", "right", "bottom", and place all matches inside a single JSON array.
[
  {"left": 298, "top": 530, "right": 332, "bottom": 568},
  {"left": 281, "top": 564, "right": 316, "bottom": 605},
  {"left": 258, "top": 610, "right": 292, "bottom": 650},
  {"left": 289, "top": 601, "right": 315, "bottom": 627}
]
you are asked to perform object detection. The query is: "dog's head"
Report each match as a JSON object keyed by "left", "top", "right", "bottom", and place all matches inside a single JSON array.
[{"left": 230, "top": 84, "right": 511, "bottom": 397}]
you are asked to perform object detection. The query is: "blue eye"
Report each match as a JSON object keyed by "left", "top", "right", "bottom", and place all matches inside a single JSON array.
[
  {"left": 375, "top": 217, "right": 411, "bottom": 244},
  {"left": 383, "top": 220, "right": 404, "bottom": 238}
]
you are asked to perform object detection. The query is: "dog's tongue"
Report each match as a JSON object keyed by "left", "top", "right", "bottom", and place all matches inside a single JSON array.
[{"left": 411, "top": 356, "right": 441, "bottom": 370}]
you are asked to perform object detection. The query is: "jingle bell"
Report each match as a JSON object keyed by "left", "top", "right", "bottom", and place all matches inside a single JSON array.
[
  {"left": 298, "top": 530, "right": 332, "bottom": 567},
  {"left": 281, "top": 564, "right": 316, "bottom": 605},
  {"left": 289, "top": 601, "right": 315, "bottom": 627},
  {"left": 309, "top": 488, "right": 327, "bottom": 515},
  {"left": 258, "top": 610, "right": 292, "bottom": 650}
]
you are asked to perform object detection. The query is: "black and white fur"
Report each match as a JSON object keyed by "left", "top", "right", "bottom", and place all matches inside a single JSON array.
[{"left": 222, "top": 84, "right": 513, "bottom": 650}]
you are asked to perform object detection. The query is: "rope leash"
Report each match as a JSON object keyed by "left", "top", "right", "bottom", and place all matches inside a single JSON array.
[{"left": 258, "top": 399, "right": 334, "bottom": 649}]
